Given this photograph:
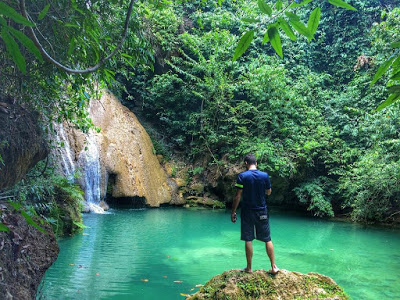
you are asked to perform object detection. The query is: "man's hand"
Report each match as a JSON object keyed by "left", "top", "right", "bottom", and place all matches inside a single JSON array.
[{"left": 231, "top": 212, "right": 237, "bottom": 223}]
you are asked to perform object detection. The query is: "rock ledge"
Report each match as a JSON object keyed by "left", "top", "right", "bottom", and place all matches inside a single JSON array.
[{"left": 187, "top": 269, "right": 348, "bottom": 300}]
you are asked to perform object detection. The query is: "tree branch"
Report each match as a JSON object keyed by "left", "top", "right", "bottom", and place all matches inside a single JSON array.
[{"left": 20, "top": 0, "right": 136, "bottom": 74}]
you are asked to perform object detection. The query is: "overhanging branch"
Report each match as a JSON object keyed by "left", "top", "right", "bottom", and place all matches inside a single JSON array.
[{"left": 20, "top": 0, "right": 135, "bottom": 74}]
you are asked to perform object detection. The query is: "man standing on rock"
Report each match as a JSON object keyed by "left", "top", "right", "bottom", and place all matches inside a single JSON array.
[{"left": 231, "top": 154, "right": 279, "bottom": 274}]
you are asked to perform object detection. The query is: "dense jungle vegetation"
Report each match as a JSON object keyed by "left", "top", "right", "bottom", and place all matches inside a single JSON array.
[{"left": 0, "top": 0, "right": 399, "bottom": 225}]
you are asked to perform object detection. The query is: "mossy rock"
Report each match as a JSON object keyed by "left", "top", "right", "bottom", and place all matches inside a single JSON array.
[
  {"left": 189, "top": 183, "right": 205, "bottom": 195},
  {"left": 175, "top": 177, "right": 187, "bottom": 188},
  {"left": 186, "top": 196, "right": 225, "bottom": 209},
  {"left": 187, "top": 269, "right": 348, "bottom": 300}
]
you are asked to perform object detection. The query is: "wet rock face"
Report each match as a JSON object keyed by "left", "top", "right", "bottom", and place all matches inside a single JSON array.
[
  {"left": 60, "top": 91, "right": 172, "bottom": 207},
  {"left": 0, "top": 98, "right": 48, "bottom": 190},
  {"left": 0, "top": 203, "right": 59, "bottom": 300},
  {"left": 187, "top": 269, "right": 348, "bottom": 300}
]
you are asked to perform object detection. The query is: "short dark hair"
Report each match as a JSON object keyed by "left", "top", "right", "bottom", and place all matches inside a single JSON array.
[{"left": 244, "top": 154, "right": 257, "bottom": 165}]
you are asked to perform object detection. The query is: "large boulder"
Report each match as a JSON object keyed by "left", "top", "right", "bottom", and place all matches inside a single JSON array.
[
  {"left": 187, "top": 269, "right": 348, "bottom": 300},
  {"left": 0, "top": 97, "right": 48, "bottom": 190}
]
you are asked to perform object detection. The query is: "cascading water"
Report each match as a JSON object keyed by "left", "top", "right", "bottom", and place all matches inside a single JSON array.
[
  {"left": 54, "top": 122, "right": 105, "bottom": 214},
  {"left": 53, "top": 123, "right": 75, "bottom": 181},
  {"left": 79, "top": 132, "right": 105, "bottom": 214}
]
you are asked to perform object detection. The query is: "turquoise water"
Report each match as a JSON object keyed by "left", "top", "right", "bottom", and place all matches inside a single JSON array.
[{"left": 38, "top": 208, "right": 400, "bottom": 299}]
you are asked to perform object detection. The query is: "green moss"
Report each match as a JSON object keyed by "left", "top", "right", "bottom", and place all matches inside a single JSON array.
[
  {"left": 189, "top": 270, "right": 348, "bottom": 300},
  {"left": 236, "top": 274, "right": 276, "bottom": 298},
  {"left": 187, "top": 196, "right": 225, "bottom": 209},
  {"left": 301, "top": 275, "right": 348, "bottom": 299}
]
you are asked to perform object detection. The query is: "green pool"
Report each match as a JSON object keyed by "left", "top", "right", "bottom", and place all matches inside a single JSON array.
[{"left": 38, "top": 208, "right": 400, "bottom": 299}]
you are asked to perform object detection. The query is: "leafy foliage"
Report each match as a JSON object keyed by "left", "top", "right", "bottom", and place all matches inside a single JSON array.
[
  {"left": 0, "top": 0, "right": 154, "bottom": 131},
  {"left": 127, "top": 0, "right": 400, "bottom": 222},
  {"left": 3, "top": 161, "right": 85, "bottom": 236}
]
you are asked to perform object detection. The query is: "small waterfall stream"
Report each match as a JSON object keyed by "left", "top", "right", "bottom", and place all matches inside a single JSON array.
[
  {"left": 53, "top": 123, "right": 75, "bottom": 181},
  {"left": 54, "top": 123, "right": 105, "bottom": 213},
  {"left": 79, "top": 132, "right": 105, "bottom": 214}
]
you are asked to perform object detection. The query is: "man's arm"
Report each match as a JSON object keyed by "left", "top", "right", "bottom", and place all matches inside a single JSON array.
[
  {"left": 231, "top": 189, "right": 242, "bottom": 223},
  {"left": 266, "top": 188, "right": 272, "bottom": 196}
]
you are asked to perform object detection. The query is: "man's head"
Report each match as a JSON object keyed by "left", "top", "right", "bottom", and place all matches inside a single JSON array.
[{"left": 244, "top": 154, "right": 257, "bottom": 168}]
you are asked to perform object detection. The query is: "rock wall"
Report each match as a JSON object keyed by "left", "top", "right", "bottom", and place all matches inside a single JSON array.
[
  {"left": 59, "top": 91, "right": 172, "bottom": 207},
  {"left": 0, "top": 203, "right": 59, "bottom": 300},
  {"left": 0, "top": 97, "right": 48, "bottom": 190}
]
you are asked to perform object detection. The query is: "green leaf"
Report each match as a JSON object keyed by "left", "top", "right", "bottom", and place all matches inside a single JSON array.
[
  {"left": 279, "top": 18, "right": 297, "bottom": 41},
  {"left": 232, "top": 30, "right": 254, "bottom": 61},
  {"left": 388, "top": 85, "right": 400, "bottom": 94},
  {"left": 262, "top": 32, "right": 270, "bottom": 44},
  {"left": 290, "top": 20, "right": 312, "bottom": 40},
  {"left": 20, "top": 211, "right": 47, "bottom": 234},
  {"left": 328, "top": 0, "right": 357, "bottom": 11},
  {"left": 391, "top": 71, "right": 400, "bottom": 81},
  {"left": 258, "top": 0, "right": 272, "bottom": 16},
  {"left": 8, "top": 26, "right": 43, "bottom": 61},
  {"left": 38, "top": 4, "right": 50, "bottom": 21},
  {"left": 64, "top": 23, "right": 80, "bottom": 28},
  {"left": 276, "top": 1, "right": 283, "bottom": 10},
  {"left": 9, "top": 200, "right": 22, "bottom": 211},
  {"left": 307, "top": 7, "right": 321, "bottom": 36},
  {"left": 0, "top": 16, "right": 6, "bottom": 26},
  {"left": 370, "top": 56, "right": 395, "bottom": 86},
  {"left": 392, "top": 55, "right": 400, "bottom": 69},
  {"left": 376, "top": 93, "right": 400, "bottom": 111},
  {"left": 1, "top": 27, "right": 26, "bottom": 73},
  {"left": 241, "top": 18, "right": 259, "bottom": 24},
  {"left": 268, "top": 26, "right": 283, "bottom": 59},
  {"left": 73, "top": 221, "right": 87, "bottom": 229},
  {"left": 289, "top": 0, "right": 313, "bottom": 8},
  {"left": 285, "top": 12, "right": 300, "bottom": 22},
  {"left": 0, "top": 223, "right": 10, "bottom": 232},
  {"left": 67, "top": 37, "right": 76, "bottom": 56},
  {"left": 0, "top": 2, "right": 34, "bottom": 26},
  {"left": 391, "top": 42, "right": 400, "bottom": 48}
]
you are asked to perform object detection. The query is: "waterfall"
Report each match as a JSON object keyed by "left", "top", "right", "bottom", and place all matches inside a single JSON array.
[
  {"left": 54, "top": 122, "right": 106, "bottom": 214},
  {"left": 53, "top": 123, "right": 75, "bottom": 181},
  {"left": 80, "top": 131, "right": 105, "bottom": 214}
]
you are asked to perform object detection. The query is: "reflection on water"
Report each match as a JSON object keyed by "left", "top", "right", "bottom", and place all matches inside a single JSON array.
[{"left": 38, "top": 208, "right": 400, "bottom": 299}]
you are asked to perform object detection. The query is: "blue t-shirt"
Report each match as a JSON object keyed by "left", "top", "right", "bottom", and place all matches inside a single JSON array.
[{"left": 235, "top": 169, "right": 271, "bottom": 210}]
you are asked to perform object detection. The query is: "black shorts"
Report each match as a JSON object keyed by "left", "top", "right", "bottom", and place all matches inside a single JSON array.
[{"left": 240, "top": 208, "right": 271, "bottom": 242}]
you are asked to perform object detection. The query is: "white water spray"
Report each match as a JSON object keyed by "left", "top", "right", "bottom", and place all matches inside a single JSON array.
[{"left": 80, "top": 132, "right": 105, "bottom": 214}]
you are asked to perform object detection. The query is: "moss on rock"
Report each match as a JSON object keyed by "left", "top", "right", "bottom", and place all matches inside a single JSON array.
[
  {"left": 186, "top": 196, "right": 225, "bottom": 209},
  {"left": 187, "top": 269, "right": 348, "bottom": 300}
]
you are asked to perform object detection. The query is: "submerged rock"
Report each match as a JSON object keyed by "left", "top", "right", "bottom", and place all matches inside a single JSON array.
[{"left": 187, "top": 269, "right": 348, "bottom": 300}]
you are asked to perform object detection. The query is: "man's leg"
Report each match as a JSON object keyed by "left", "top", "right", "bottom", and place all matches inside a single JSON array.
[
  {"left": 244, "top": 241, "right": 253, "bottom": 273},
  {"left": 266, "top": 241, "right": 279, "bottom": 274}
]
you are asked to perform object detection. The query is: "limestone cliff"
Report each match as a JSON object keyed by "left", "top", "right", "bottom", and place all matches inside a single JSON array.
[
  {"left": 57, "top": 91, "right": 172, "bottom": 207},
  {"left": 187, "top": 269, "right": 348, "bottom": 300}
]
